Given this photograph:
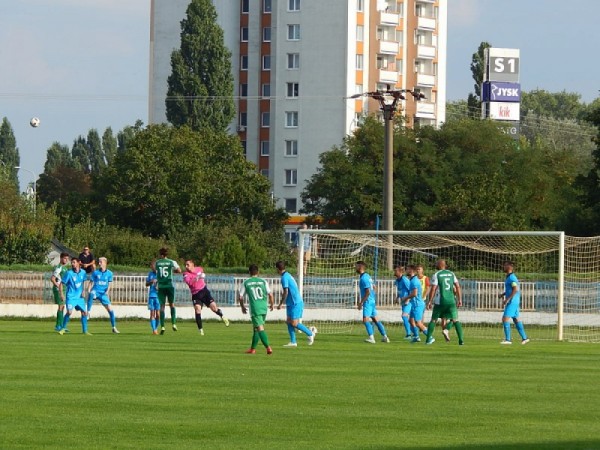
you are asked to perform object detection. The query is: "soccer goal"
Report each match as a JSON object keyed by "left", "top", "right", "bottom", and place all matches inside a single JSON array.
[{"left": 297, "top": 230, "right": 600, "bottom": 342}]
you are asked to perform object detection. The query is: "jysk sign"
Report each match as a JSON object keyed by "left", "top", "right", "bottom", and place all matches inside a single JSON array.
[{"left": 482, "top": 82, "right": 521, "bottom": 102}]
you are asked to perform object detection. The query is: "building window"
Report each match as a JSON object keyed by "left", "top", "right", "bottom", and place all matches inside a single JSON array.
[
  {"left": 262, "top": 83, "right": 271, "bottom": 97},
  {"left": 285, "top": 111, "right": 299, "bottom": 127},
  {"left": 239, "top": 112, "right": 247, "bottom": 127},
  {"left": 263, "top": 0, "right": 272, "bottom": 13},
  {"left": 285, "top": 169, "right": 298, "bottom": 186},
  {"left": 241, "top": 140, "right": 247, "bottom": 156},
  {"left": 240, "top": 84, "right": 248, "bottom": 97},
  {"left": 288, "top": 0, "right": 300, "bottom": 11},
  {"left": 262, "top": 55, "right": 271, "bottom": 70},
  {"left": 287, "top": 24, "right": 300, "bottom": 40},
  {"left": 241, "top": 27, "right": 249, "bottom": 42},
  {"left": 285, "top": 198, "right": 297, "bottom": 213},
  {"left": 356, "top": 25, "right": 364, "bottom": 42},
  {"left": 285, "top": 140, "right": 298, "bottom": 156},
  {"left": 355, "top": 84, "right": 363, "bottom": 95},
  {"left": 261, "top": 169, "right": 270, "bottom": 178},
  {"left": 260, "top": 141, "right": 270, "bottom": 156},
  {"left": 241, "top": 0, "right": 249, "bottom": 13},
  {"left": 356, "top": 54, "right": 363, "bottom": 70},
  {"left": 240, "top": 55, "right": 248, "bottom": 70},
  {"left": 356, "top": 0, "right": 364, "bottom": 12},
  {"left": 261, "top": 112, "right": 270, "bottom": 128},
  {"left": 263, "top": 27, "right": 271, "bottom": 42},
  {"left": 287, "top": 53, "right": 300, "bottom": 69},
  {"left": 286, "top": 82, "right": 299, "bottom": 98}
]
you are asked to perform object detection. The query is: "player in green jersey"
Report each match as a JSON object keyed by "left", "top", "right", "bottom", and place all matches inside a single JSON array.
[
  {"left": 239, "top": 264, "right": 274, "bottom": 355},
  {"left": 426, "top": 259, "right": 465, "bottom": 345},
  {"left": 155, "top": 247, "right": 182, "bottom": 334},
  {"left": 51, "top": 252, "right": 71, "bottom": 331}
]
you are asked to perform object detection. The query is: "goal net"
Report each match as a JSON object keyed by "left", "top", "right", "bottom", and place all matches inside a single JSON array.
[{"left": 297, "top": 230, "right": 600, "bottom": 342}]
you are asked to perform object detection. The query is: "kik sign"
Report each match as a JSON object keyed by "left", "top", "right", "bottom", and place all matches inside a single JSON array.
[
  {"left": 488, "top": 102, "right": 520, "bottom": 121},
  {"left": 482, "top": 82, "right": 521, "bottom": 102}
]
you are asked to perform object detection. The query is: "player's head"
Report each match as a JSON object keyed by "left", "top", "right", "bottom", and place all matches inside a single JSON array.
[
  {"left": 503, "top": 261, "right": 514, "bottom": 273},
  {"left": 300, "top": 223, "right": 308, "bottom": 229},
  {"left": 60, "top": 252, "right": 70, "bottom": 264},
  {"left": 436, "top": 259, "right": 447, "bottom": 270},
  {"left": 98, "top": 257, "right": 108, "bottom": 270},
  {"left": 71, "top": 257, "right": 81, "bottom": 270},
  {"left": 355, "top": 261, "right": 367, "bottom": 274},
  {"left": 406, "top": 264, "right": 417, "bottom": 276},
  {"left": 416, "top": 264, "right": 425, "bottom": 276},
  {"left": 82, "top": 246, "right": 90, "bottom": 254},
  {"left": 185, "top": 259, "right": 195, "bottom": 272},
  {"left": 275, "top": 261, "right": 286, "bottom": 273},
  {"left": 393, "top": 264, "right": 405, "bottom": 278},
  {"left": 159, "top": 247, "right": 168, "bottom": 257},
  {"left": 248, "top": 264, "right": 259, "bottom": 276}
]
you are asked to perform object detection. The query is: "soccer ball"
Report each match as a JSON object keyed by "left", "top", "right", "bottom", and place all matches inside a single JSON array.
[{"left": 30, "top": 117, "right": 40, "bottom": 128}]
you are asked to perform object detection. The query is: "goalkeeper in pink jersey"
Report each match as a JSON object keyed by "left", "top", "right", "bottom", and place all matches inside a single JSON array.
[{"left": 183, "top": 260, "right": 230, "bottom": 335}]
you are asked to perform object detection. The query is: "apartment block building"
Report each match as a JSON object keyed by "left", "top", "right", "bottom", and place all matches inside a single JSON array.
[{"left": 149, "top": 0, "right": 447, "bottom": 232}]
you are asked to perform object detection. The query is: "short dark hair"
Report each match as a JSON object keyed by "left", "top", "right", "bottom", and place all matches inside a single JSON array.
[
  {"left": 72, "top": 257, "right": 80, "bottom": 263},
  {"left": 504, "top": 261, "right": 514, "bottom": 267},
  {"left": 159, "top": 247, "right": 168, "bottom": 257},
  {"left": 275, "top": 261, "right": 286, "bottom": 271},
  {"left": 60, "top": 252, "right": 69, "bottom": 258},
  {"left": 248, "top": 264, "right": 259, "bottom": 275},
  {"left": 394, "top": 264, "right": 404, "bottom": 271},
  {"left": 356, "top": 261, "right": 366, "bottom": 268}
]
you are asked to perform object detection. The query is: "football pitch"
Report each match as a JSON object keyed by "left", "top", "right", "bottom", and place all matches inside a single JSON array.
[{"left": 1, "top": 319, "right": 599, "bottom": 450}]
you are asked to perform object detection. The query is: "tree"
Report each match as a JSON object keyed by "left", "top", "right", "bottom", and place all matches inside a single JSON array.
[
  {"left": 166, "top": 0, "right": 235, "bottom": 132},
  {"left": 521, "top": 90, "right": 585, "bottom": 121},
  {"left": 467, "top": 41, "right": 491, "bottom": 115},
  {"left": 0, "top": 117, "right": 20, "bottom": 187},
  {"left": 43, "top": 142, "right": 74, "bottom": 173},
  {"left": 102, "top": 127, "right": 118, "bottom": 166},
  {"left": 71, "top": 136, "right": 90, "bottom": 173},
  {"left": 87, "top": 129, "right": 105, "bottom": 173},
  {"left": 93, "top": 124, "right": 285, "bottom": 238}
]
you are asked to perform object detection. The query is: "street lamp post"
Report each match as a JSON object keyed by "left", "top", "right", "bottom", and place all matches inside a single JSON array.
[
  {"left": 350, "top": 86, "right": 425, "bottom": 269},
  {"left": 15, "top": 166, "right": 37, "bottom": 216}
]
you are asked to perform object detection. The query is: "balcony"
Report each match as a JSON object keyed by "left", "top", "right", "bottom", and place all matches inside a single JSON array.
[
  {"left": 417, "top": 16, "right": 436, "bottom": 30},
  {"left": 417, "top": 44, "right": 436, "bottom": 59},
  {"left": 379, "top": 69, "right": 399, "bottom": 84},
  {"left": 379, "top": 40, "right": 400, "bottom": 55},
  {"left": 380, "top": 12, "right": 399, "bottom": 26},
  {"left": 416, "top": 73, "right": 436, "bottom": 87},
  {"left": 416, "top": 102, "right": 435, "bottom": 119}
]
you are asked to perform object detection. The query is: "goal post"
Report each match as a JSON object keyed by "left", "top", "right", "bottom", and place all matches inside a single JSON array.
[{"left": 297, "top": 229, "right": 600, "bottom": 342}]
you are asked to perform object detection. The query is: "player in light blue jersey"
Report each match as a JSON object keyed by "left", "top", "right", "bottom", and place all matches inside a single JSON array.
[
  {"left": 499, "top": 261, "right": 529, "bottom": 345},
  {"left": 356, "top": 261, "right": 389, "bottom": 344},
  {"left": 400, "top": 265, "right": 429, "bottom": 342},
  {"left": 58, "top": 258, "right": 90, "bottom": 335},
  {"left": 146, "top": 260, "right": 160, "bottom": 334},
  {"left": 275, "top": 261, "right": 316, "bottom": 347},
  {"left": 394, "top": 265, "right": 412, "bottom": 339},
  {"left": 87, "top": 257, "right": 119, "bottom": 334}
]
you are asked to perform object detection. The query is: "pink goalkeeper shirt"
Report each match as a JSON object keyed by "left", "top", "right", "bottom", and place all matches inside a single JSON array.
[{"left": 183, "top": 267, "right": 206, "bottom": 294}]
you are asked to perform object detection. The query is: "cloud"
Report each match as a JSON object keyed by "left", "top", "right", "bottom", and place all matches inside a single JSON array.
[
  {"left": 449, "top": 0, "right": 482, "bottom": 27},
  {"left": 47, "top": 0, "right": 148, "bottom": 15}
]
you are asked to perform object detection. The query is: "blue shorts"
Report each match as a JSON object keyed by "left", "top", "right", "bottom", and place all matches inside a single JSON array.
[
  {"left": 410, "top": 301, "right": 425, "bottom": 322},
  {"left": 148, "top": 297, "right": 160, "bottom": 311},
  {"left": 401, "top": 301, "right": 412, "bottom": 314},
  {"left": 286, "top": 303, "right": 304, "bottom": 320},
  {"left": 363, "top": 301, "right": 378, "bottom": 318},
  {"left": 90, "top": 291, "right": 111, "bottom": 306},
  {"left": 503, "top": 301, "right": 520, "bottom": 319},
  {"left": 66, "top": 297, "right": 86, "bottom": 312}
]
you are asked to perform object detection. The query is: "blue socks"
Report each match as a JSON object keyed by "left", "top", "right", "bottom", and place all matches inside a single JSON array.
[
  {"left": 82, "top": 315, "right": 88, "bottom": 333},
  {"left": 296, "top": 323, "right": 313, "bottom": 336},
  {"left": 515, "top": 321, "right": 527, "bottom": 340},
  {"left": 150, "top": 318, "right": 157, "bottom": 331},
  {"left": 375, "top": 321, "right": 386, "bottom": 336},
  {"left": 109, "top": 310, "right": 116, "bottom": 328},
  {"left": 503, "top": 322, "right": 511, "bottom": 341},
  {"left": 402, "top": 315, "right": 411, "bottom": 336},
  {"left": 62, "top": 314, "right": 71, "bottom": 329},
  {"left": 287, "top": 323, "right": 297, "bottom": 343},
  {"left": 364, "top": 321, "right": 374, "bottom": 336}
]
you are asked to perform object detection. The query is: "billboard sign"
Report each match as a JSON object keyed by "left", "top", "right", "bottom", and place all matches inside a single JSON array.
[
  {"left": 482, "top": 82, "right": 521, "bottom": 102},
  {"left": 485, "top": 48, "right": 520, "bottom": 82},
  {"left": 488, "top": 102, "right": 520, "bottom": 121}
]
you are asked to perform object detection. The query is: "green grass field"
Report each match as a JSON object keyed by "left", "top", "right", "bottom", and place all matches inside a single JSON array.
[{"left": 1, "top": 319, "right": 599, "bottom": 450}]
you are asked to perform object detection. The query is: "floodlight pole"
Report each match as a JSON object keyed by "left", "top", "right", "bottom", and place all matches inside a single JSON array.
[{"left": 381, "top": 103, "right": 396, "bottom": 270}]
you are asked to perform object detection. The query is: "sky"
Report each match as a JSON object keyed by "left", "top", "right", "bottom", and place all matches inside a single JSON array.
[{"left": 1, "top": 0, "right": 599, "bottom": 191}]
